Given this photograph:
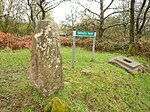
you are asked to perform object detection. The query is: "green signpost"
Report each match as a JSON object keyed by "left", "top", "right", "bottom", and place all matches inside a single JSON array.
[{"left": 72, "top": 30, "right": 96, "bottom": 68}]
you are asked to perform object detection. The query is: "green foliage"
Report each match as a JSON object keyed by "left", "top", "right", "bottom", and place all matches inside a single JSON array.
[{"left": 0, "top": 21, "right": 34, "bottom": 36}]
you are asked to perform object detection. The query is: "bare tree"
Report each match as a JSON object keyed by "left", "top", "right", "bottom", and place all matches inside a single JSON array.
[
  {"left": 135, "top": 0, "right": 150, "bottom": 42},
  {"left": 129, "top": 0, "right": 135, "bottom": 44},
  {"left": 26, "top": 0, "right": 67, "bottom": 32},
  {"left": 76, "top": 0, "right": 127, "bottom": 39},
  {"left": 0, "top": 0, "right": 27, "bottom": 33},
  {"left": 116, "top": 0, "right": 130, "bottom": 39},
  {"left": 128, "top": 0, "right": 150, "bottom": 54},
  {"left": 60, "top": 3, "right": 80, "bottom": 36},
  {"left": 36, "top": 0, "right": 65, "bottom": 19},
  {"left": 27, "top": 0, "right": 36, "bottom": 26}
]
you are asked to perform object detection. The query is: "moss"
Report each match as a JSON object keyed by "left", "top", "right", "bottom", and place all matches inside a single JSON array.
[
  {"left": 128, "top": 43, "right": 138, "bottom": 55},
  {"left": 44, "top": 97, "right": 69, "bottom": 112}
]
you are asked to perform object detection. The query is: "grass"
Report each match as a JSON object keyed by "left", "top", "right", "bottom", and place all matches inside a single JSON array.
[{"left": 0, "top": 47, "right": 150, "bottom": 112}]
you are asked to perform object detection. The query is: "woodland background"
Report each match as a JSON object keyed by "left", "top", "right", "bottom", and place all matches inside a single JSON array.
[{"left": 0, "top": 0, "right": 149, "bottom": 58}]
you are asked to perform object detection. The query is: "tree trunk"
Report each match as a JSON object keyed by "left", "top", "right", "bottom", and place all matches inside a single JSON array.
[
  {"left": 99, "top": 0, "right": 104, "bottom": 39},
  {"left": 128, "top": 0, "right": 137, "bottom": 55},
  {"left": 136, "top": 0, "right": 150, "bottom": 43},
  {"left": 123, "top": 25, "right": 126, "bottom": 39},
  {"left": 42, "top": 11, "right": 45, "bottom": 19},
  {"left": 129, "top": 0, "right": 135, "bottom": 44}
]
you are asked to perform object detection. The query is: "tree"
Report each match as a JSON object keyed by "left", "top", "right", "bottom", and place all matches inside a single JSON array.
[
  {"left": 129, "top": 0, "right": 150, "bottom": 54},
  {"left": 129, "top": 0, "right": 135, "bottom": 44},
  {"left": 76, "top": 0, "right": 127, "bottom": 40},
  {"left": 26, "top": 0, "right": 38, "bottom": 27},
  {"left": 135, "top": 0, "right": 150, "bottom": 42},
  {"left": 60, "top": 1, "right": 81, "bottom": 36},
  {"left": 26, "top": 0, "right": 67, "bottom": 32},
  {"left": 116, "top": 0, "right": 130, "bottom": 39},
  {"left": 0, "top": 0, "right": 27, "bottom": 34},
  {"left": 36, "top": 0, "right": 65, "bottom": 19}
]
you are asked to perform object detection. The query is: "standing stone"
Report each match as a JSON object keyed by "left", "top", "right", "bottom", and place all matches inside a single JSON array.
[{"left": 29, "top": 20, "right": 63, "bottom": 96}]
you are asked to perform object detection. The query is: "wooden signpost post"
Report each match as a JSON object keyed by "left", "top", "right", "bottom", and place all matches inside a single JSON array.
[{"left": 72, "top": 30, "right": 96, "bottom": 68}]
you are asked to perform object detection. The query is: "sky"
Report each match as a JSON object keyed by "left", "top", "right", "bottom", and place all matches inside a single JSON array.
[
  {"left": 51, "top": 0, "right": 99, "bottom": 24},
  {"left": 51, "top": 0, "right": 119, "bottom": 24},
  {"left": 52, "top": 2, "right": 72, "bottom": 24}
]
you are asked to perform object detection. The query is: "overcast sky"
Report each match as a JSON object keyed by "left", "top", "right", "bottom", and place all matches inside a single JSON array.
[
  {"left": 51, "top": 0, "right": 100, "bottom": 24},
  {"left": 52, "top": 0, "right": 119, "bottom": 24},
  {"left": 52, "top": 2, "right": 72, "bottom": 24}
]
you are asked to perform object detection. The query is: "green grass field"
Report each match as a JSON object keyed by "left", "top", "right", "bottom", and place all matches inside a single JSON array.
[{"left": 0, "top": 47, "right": 150, "bottom": 112}]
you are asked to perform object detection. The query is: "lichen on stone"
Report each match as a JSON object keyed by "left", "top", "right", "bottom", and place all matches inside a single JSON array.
[
  {"left": 45, "top": 25, "right": 52, "bottom": 36},
  {"left": 56, "top": 65, "right": 58, "bottom": 69},
  {"left": 30, "top": 20, "right": 63, "bottom": 96},
  {"left": 49, "top": 64, "right": 51, "bottom": 68},
  {"left": 34, "top": 29, "right": 43, "bottom": 41},
  {"left": 47, "top": 38, "right": 52, "bottom": 45},
  {"left": 44, "top": 97, "right": 69, "bottom": 112},
  {"left": 56, "top": 58, "right": 61, "bottom": 63}
]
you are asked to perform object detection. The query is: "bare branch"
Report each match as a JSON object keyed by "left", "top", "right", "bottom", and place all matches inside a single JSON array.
[
  {"left": 45, "top": 0, "right": 64, "bottom": 12},
  {"left": 104, "top": 0, "right": 114, "bottom": 12},
  {"left": 104, "top": 10, "right": 129, "bottom": 20},
  {"left": 136, "top": 0, "right": 147, "bottom": 32},
  {"left": 36, "top": 1, "right": 45, "bottom": 12},
  {"left": 104, "top": 23, "right": 127, "bottom": 31},
  {"left": 93, "top": 18, "right": 100, "bottom": 22},
  {"left": 138, "top": 1, "right": 150, "bottom": 33},
  {"left": 91, "top": 0, "right": 100, "bottom": 4},
  {"left": 94, "top": 0, "right": 100, "bottom": 4},
  {"left": 77, "top": 1, "right": 100, "bottom": 18},
  {"left": 87, "top": 0, "right": 100, "bottom": 3}
]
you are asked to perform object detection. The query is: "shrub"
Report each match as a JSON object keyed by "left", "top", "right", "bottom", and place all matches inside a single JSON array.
[
  {"left": 0, "top": 32, "right": 31, "bottom": 50},
  {"left": 0, "top": 32, "right": 149, "bottom": 59}
]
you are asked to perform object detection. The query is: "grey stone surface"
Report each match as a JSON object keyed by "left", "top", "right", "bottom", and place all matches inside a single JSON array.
[
  {"left": 29, "top": 20, "right": 63, "bottom": 96},
  {"left": 109, "top": 56, "right": 143, "bottom": 73},
  {"left": 82, "top": 69, "right": 90, "bottom": 75}
]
